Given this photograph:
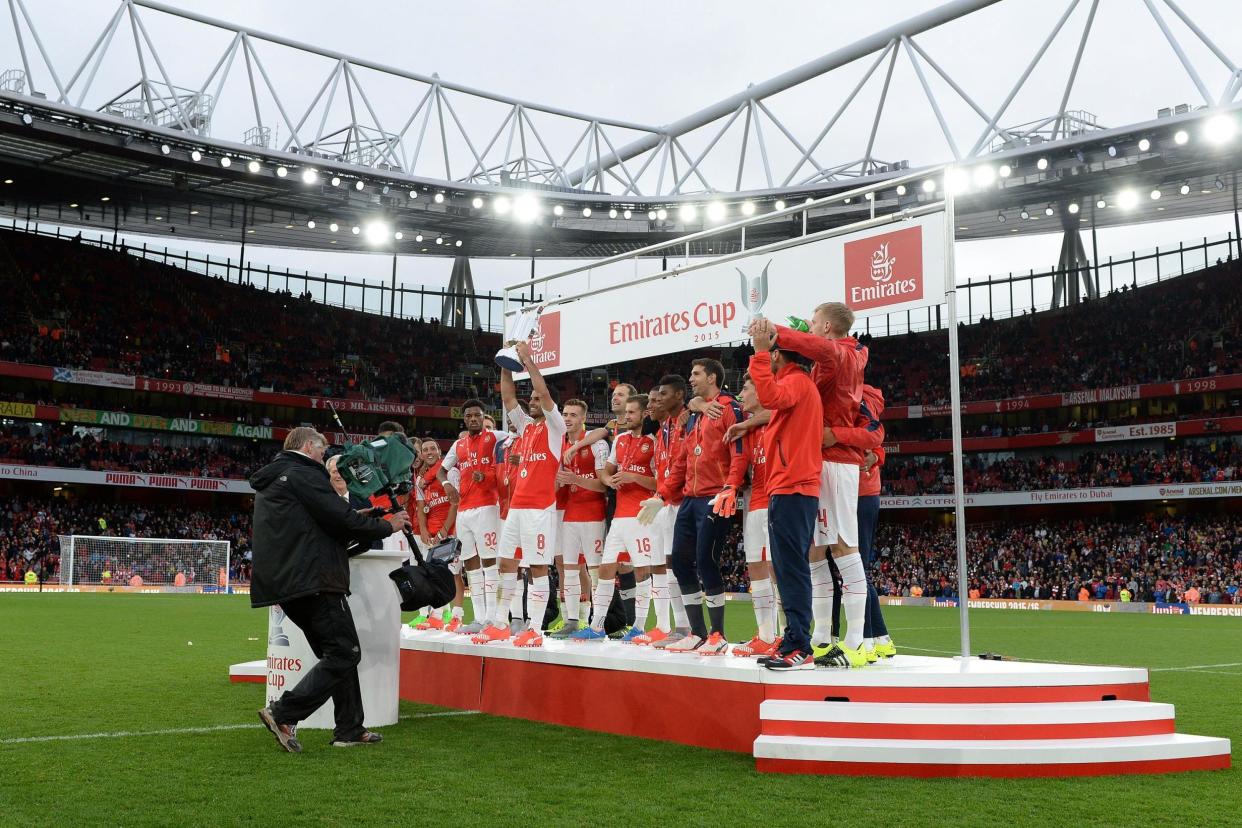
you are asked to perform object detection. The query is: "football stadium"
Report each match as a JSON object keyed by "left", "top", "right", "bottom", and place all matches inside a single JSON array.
[{"left": 2, "top": 0, "right": 1241, "bottom": 824}]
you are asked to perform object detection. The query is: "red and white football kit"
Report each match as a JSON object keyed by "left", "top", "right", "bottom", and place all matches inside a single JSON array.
[
  {"left": 499, "top": 403, "right": 567, "bottom": 566},
  {"left": 557, "top": 437, "right": 608, "bottom": 567},
  {"left": 440, "top": 428, "right": 509, "bottom": 561},
  {"left": 602, "top": 431, "right": 659, "bottom": 566}
]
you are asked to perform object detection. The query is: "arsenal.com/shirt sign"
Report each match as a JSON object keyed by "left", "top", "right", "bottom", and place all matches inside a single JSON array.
[{"left": 513, "top": 210, "right": 946, "bottom": 377}]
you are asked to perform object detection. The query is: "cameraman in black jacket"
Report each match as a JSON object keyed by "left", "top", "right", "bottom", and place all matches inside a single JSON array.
[{"left": 252, "top": 427, "right": 411, "bottom": 753}]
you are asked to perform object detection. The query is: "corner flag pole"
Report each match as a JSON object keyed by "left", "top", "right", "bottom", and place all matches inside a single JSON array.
[{"left": 942, "top": 183, "right": 971, "bottom": 659}]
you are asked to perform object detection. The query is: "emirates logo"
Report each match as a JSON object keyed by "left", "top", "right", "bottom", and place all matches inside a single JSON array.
[
  {"left": 870, "top": 242, "right": 896, "bottom": 283},
  {"left": 529, "top": 321, "right": 547, "bottom": 353}
]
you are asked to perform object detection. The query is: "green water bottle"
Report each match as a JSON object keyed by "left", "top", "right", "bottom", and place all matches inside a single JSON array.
[{"left": 787, "top": 315, "right": 810, "bottom": 332}]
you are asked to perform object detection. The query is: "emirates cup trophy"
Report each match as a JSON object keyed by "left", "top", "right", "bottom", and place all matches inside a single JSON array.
[
  {"left": 496, "top": 304, "right": 543, "bottom": 371},
  {"left": 736, "top": 260, "right": 771, "bottom": 331}
]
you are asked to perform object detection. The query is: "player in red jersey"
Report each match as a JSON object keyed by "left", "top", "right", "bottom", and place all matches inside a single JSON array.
[
  {"left": 438, "top": 400, "right": 507, "bottom": 634},
  {"left": 472, "top": 341, "right": 566, "bottom": 647},
  {"left": 412, "top": 439, "right": 464, "bottom": 631},
  {"left": 730, "top": 375, "right": 781, "bottom": 657},
  {"left": 552, "top": 398, "right": 608, "bottom": 637},
  {"left": 571, "top": 394, "right": 658, "bottom": 641}
]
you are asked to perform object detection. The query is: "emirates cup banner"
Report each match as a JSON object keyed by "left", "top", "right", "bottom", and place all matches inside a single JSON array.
[{"left": 518, "top": 212, "right": 946, "bottom": 376}]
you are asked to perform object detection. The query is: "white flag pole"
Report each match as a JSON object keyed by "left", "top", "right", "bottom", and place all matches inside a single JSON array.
[{"left": 942, "top": 183, "right": 971, "bottom": 659}]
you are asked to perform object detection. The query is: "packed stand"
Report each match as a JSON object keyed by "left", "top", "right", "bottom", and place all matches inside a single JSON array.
[
  {"left": 2, "top": 231, "right": 1240, "bottom": 413},
  {"left": 0, "top": 425, "right": 275, "bottom": 480},
  {"left": 0, "top": 230, "right": 498, "bottom": 403},
  {"left": 0, "top": 495, "right": 253, "bottom": 584},
  {"left": 882, "top": 437, "right": 1242, "bottom": 495},
  {"left": 868, "top": 514, "right": 1242, "bottom": 604}
]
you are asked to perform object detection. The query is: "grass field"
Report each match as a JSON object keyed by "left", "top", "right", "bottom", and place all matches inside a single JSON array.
[{"left": 1, "top": 595, "right": 1239, "bottom": 827}]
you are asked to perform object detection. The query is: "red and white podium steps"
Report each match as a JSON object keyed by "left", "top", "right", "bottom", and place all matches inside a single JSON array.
[
  {"left": 755, "top": 698, "right": 1230, "bottom": 777},
  {"left": 387, "top": 631, "right": 1233, "bottom": 777}
]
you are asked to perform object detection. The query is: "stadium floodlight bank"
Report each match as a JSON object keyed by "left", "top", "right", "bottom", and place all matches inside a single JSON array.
[{"left": 57, "top": 535, "right": 231, "bottom": 593}]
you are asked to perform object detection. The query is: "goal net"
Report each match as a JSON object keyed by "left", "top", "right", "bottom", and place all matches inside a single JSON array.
[{"left": 57, "top": 535, "right": 231, "bottom": 592}]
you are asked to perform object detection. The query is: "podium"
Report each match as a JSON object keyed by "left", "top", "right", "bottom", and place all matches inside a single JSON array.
[{"left": 265, "top": 535, "right": 408, "bottom": 729}]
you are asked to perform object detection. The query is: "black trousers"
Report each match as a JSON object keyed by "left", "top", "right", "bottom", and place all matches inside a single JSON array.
[{"left": 271, "top": 592, "right": 365, "bottom": 741}]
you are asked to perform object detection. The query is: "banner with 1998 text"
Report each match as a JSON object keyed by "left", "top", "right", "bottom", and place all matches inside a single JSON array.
[{"left": 516, "top": 211, "right": 946, "bottom": 376}]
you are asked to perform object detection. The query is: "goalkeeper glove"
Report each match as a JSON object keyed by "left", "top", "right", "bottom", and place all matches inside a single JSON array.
[
  {"left": 637, "top": 496, "right": 664, "bottom": 526},
  {"left": 710, "top": 486, "right": 738, "bottom": 518},
  {"left": 710, "top": 486, "right": 735, "bottom": 518}
]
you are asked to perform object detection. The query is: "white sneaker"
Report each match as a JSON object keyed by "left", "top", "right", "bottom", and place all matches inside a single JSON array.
[{"left": 664, "top": 633, "right": 703, "bottom": 652}]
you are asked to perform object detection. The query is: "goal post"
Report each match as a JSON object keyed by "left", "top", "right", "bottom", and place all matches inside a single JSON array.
[{"left": 57, "top": 535, "right": 231, "bottom": 593}]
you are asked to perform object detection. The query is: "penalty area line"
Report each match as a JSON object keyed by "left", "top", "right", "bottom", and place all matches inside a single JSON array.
[{"left": 1, "top": 710, "right": 481, "bottom": 745}]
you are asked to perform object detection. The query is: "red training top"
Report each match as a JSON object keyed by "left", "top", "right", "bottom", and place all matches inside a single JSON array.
[
  {"left": 747, "top": 351, "right": 823, "bottom": 498},
  {"left": 773, "top": 324, "right": 868, "bottom": 466},
  {"left": 657, "top": 392, "right": 747, "bottom": 500}
]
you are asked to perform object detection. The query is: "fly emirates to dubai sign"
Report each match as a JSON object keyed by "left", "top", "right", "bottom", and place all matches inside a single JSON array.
[{"left": 518, "top": 212, "right": 946, "bottom": 376}]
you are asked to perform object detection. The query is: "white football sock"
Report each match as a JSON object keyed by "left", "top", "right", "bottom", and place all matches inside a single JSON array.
[
  {"left": 590, "top": 578, "right": 616, "bottom": 631},
  {"left": 482, "top": 562, "right": 499, "bottom": 619},
  {"left": 750, "top": 577, "right": 775, "bottom": 642},
  {"left": 668, "top": 575, "right": 689, "bottom": 629},
  {"left": 562, "top": 567, "right": 581, "bottom": 622},
  {"left": 509, "top": 574, "right": 525, "bottom": 623},
  {"left": 451, "top": 605, "right": 464, "bottom": 620},
  {"left": 810, "top": 559, "right": 834, "bottom": 646},
  {"left": 772, "top": 587, "right": 783, "bottom": 642},
  {"left": 526, "top": 575, "right": 550, "bottom": 633},
  {"left": 836, "top": 552, "right": 867, "bottom": 650},
  {"left": 651, "top": 570, "right": 671, "bottom": 632},
  {"left": 633, "top": 575, "right": 652, "bottom": 630},
  {"left": 465, "top": 568, "right": 486, "bottom": 622},
  {"left": 493, "top": 570, "right": 517, "bottom": 627}
]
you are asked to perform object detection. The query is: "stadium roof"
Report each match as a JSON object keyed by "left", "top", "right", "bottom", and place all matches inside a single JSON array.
[
  {"left": 1, "top": 0, "right": 1241, "bottom": 258},
  {"left": 4, "top": 98, "right": 1240, "bottom": 259}
]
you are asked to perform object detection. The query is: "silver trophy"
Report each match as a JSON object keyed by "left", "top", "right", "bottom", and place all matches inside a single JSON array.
[
  {"left": 496, "top": 304, "right": 543, "bottom": 371},
  {"left": 737, "top": 260, "right": 771, "bottom": 330}
]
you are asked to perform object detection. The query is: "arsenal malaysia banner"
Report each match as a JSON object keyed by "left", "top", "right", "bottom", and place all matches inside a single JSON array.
[{"left": 517, "top": 211, "right": 947, "bottom": 376}]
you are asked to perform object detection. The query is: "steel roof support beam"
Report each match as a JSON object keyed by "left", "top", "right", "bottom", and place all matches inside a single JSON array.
[
  {"left": 1051, "top": 0, "right": 1099, "bottom": 141},
  {"left": 1140, "top": 0, "right": 1213, "bottom": 108},
  {"left": 967, "top": 0, "right": 1083, "bottom": 158},
  {"left": 570, "top": 0, "right": 1003, "bottom": 186}
]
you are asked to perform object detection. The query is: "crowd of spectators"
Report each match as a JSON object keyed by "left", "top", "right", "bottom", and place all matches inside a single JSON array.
[
  {"left": 882, "top": 437, "right": 1242, "bottom": 496},
  {"left": 0, "top": 231, "right": 496, "bottom": 404},
  {"left": 867, "top": 514, "right": 1242, "bottom": 605},
  {"left": 3, "top": 230, "right": 1239, "bottom": 413},
  {"left": 2, "top": 423, "right": 1239, "bottom": 501},
  {"left": 0, "top": 426, "right": 273, "bottom": 479},
  {"left": 4, "top": 494, "right": 1237, "bottom": 607},
  {"left": 0, "top": 495, "right": 252, "bottom": 584}
]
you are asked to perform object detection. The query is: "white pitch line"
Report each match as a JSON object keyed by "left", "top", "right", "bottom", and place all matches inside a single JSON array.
[
  {"left": 0, "top": 710, "right": 481, "bottom": 745},
  {"left": 1150, "top": 662, "right": 1242, "bottom": 672}
]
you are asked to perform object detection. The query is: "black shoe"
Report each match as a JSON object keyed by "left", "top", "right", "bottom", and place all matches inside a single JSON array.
[
  {"left": 763, "top": 649, "right": 816, "bottom": 671},
  {"left": 813, "top": 644, "right": 852, "bottom": 668},
  {"left": 331, "top": 730, "right": 383, "bottom": 747},
  {"left": 258, "top": 707, "right": 301, "bottom": 753}
]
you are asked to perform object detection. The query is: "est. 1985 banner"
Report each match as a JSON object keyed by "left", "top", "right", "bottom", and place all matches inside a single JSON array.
[{"left": 515, "top": 211, "right": 946, "bottom": 376}]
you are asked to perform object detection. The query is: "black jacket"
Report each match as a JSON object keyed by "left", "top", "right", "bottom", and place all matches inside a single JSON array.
[{"left": 249, "top": 451, "right": 394, "bottom": 608}]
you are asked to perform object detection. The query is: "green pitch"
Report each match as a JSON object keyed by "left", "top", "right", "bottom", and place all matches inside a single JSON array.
[{"left": 0, "top": 595, "right": 1238, "bottom": 827}]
